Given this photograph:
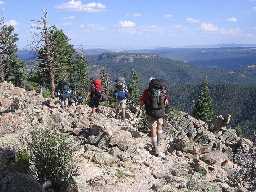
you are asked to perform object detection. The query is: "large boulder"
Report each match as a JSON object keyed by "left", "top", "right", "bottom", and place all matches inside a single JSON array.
[
  {"left": 200, "top": 151, "right": 229, "bottom": 166},
  {"left": 0, "top": 148, "right": 41, "bottom": 192},
  {"left": 219, "top": 129, "right": 239, "bottom": 146},
  {"left": 0, "top": 148, "right": 15, "bottom": 169},
  {"left": 210, "top": 114, "right": 231, "bottom": 133},
  {"left": 109, "top": 130, "right": 133, "bottom": 151},
  {"left": 0, "top": 171, "right": 41, "bottom": 192}
]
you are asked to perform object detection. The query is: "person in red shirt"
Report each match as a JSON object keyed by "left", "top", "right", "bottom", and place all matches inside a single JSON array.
[
  {"left": 89, "top": 79, "right": 103, "bottom": 114},
  {"left": 140, "top": 78, "right": 169, "bottom": 157}
]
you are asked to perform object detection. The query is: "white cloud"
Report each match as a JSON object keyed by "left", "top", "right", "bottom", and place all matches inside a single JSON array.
[
  {"left": 64, "top": 16, "right": 76, "bottom": 20},
  {"left": 227, "top": 17, "right": 237, "bottom": 22},
  {"left": 119, "top": 20, "right": 136, "bottom": 28},
  {"left": 56, "top": 0, "right": 106, "bottom": 13},
  {"left": 0, "top": 1, "right": 4, "bottom": 5},
  {"left": 220, "top": 28, "right": 240, "bottom": 36},
  {"left": 6, "top": 19, "right": 18, "bottom": 27},
  {"left": 175, "top": 25, "right": 184, "bottom": 30},
  {"left": 132, "top": 12, "right": 142, "bottom": 17},
  {"left": 63, "top": 22, "right": 72, "bottom": 26},
  {"left": 246, "top": 33, "right": 255, "bottom": 38},
  {"left": 186, "top": 17, "right": 200, "bottom": 24},
  {"left": 80, "top": 24, "right": 105, "bottom": 32},
  {"left": 200, "top": 22, "right": 219, "bottom": 32},
  {"left": 164, "top": 14, "right": 173, "bottom": 18},
  {"left": 140, "top": 25, "right": 162, "bottom": 33}
]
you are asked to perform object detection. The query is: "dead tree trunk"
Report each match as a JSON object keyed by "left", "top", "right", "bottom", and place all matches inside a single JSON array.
[{"left": 42, "top": 11, "right": 55, "bottom": 98}]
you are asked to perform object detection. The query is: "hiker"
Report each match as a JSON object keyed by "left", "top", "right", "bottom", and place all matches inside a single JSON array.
[
  {"left": 56, "top": 81, "right": 72, "bottom": 108},
  {"left": 70, "top": 91, "right": 84, "bottom": 106},
  {"left": 113, "top": 77, "right": 129, "bottom": 120},
  {"left": 89, "top": 78, "right": 103, "bottom": 114},
  {"left": 75, "top": 94, "right": 85, "bottom": 106},
  {"left": 140, "top": 77, "right": 169, "bottom": 156}
]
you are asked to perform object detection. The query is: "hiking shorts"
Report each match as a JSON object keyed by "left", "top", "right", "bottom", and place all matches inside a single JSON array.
[
  {"left": 147, "top": 115, "right": 164, "bottom": 129},
  {"left": 89, "top": 96, "right": 100, "bottom": 108},
  {"left": 116, "top": 100, "right": 127, "bottom": 110}
]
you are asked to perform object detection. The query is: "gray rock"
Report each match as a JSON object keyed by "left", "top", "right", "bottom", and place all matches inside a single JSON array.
[
  {"left": 210, "top": 114, "right": 231, "bottom": 133},
  {"left": 200, "top": 151, "right": 229, "bottom": 166},
  {"left": 220, "top": 129, "right": 239, "bottom": 146},
  {"left": 237, "top": 138, "right": 253, "bottom": 153},
  {"left": 92, "top": 152, "right": 118, "bottom": 166},
  {"left": 109, "top": 130, "right": 133, "bottom": 151},
  {"left": 190, "top": 158, "right": 208, "bottom": 175},
  {"left": 0, "top": 148, "right": 15, "bottom": 169},
  {"left": 0, "top": 171, "right": 41, "bottom": 192}
]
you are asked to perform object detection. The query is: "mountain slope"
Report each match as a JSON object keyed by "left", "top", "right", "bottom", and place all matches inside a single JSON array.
[
  {"left": 0, "top": 82, "right": 255, "bottom": 192},
  {"left": 87, "top": 52, "right": 256, "bottom": 85},
  {"left": 135, "top": 47, "right": 256, "bottom": 70}
]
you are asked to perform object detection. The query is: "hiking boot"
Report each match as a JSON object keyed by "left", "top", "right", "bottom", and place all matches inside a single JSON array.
[
  {"left": 154, "top": 146, "right": 160, "bottom": 156},
  {"left": 96, "top": 108, "right": 101, "bottom": 113}
]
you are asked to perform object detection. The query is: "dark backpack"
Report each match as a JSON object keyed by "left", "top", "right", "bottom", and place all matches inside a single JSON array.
[
  {"left": 147, "top": 79, "right": 167, "bottom": 118},
  {"left": 57, "top": 82, "right": 72, "bottom": 99},
  {"left": 63, "top": 84, "right": 71, "bottom": 94}
]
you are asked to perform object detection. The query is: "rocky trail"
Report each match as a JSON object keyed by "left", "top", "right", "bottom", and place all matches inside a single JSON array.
[{"left": 0, "top": 82, "right": 255, "bottom": 192}]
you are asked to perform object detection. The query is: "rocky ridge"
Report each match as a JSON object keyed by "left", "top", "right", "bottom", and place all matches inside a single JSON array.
[{"left": 0, "top": 82, "right": 255, "bottom": 192}]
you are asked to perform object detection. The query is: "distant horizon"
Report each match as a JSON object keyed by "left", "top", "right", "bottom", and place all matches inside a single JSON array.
[{"left": 18, "top": 43, "right": 256, "bottom": 52}]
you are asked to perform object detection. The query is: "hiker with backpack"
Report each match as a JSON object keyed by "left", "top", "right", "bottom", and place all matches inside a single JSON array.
[
  {"left": 69, "top": 91, "right": 85, "bottom": 106},
  {"left": 89, "top": 78, "right": 103, "bottom": 114},
  {"left": 140, "top": 77, "right": 169, "bottom": 157},
  {"left": 113, "top": 77, "right": 129, "bottom": 120},
  {"left": 56, "top": 81, "right": 73, "bottom": 108}
]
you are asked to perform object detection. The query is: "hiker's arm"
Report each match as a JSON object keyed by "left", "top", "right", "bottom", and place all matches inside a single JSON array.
[
  {"left": 164, "top": 94, "right": 170, "bottom": 106},
  {"left": 140, "top": 90, "right": 147, "bottom": 107}
]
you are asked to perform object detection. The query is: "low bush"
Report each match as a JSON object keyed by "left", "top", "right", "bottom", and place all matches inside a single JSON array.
[{"left": 28, "top": 127, "right": 76, "bottom": 192}]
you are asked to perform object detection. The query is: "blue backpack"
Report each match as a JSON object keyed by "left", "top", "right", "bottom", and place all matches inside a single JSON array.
[{"left": 114, "top": 90, "right": 128, "bottom": 101}]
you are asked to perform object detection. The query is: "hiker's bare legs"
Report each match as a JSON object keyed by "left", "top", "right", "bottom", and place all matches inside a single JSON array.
[
  {"left": 91, "top": 107, "right": 96, "bottom": 114},
  {"left": 121, "top": 108, "right": 126, "bottom": 120},
  {"left": 150, "top": 120, "right": 158, "bottom": 155},
  {"left": 65, "top": 98, "right": 69, "bottom": 107},
  {"left": 148, "top": 117, "right": 164, "bottom": 156},
  {"left": 157, "top": 119, "right": 163, "bottom": 145},
  {"left": 61, "top": 100, "right": 65, "bottom": 108},
  {"left": 115, "top": 107, "right": 120, "bottom": 118}
]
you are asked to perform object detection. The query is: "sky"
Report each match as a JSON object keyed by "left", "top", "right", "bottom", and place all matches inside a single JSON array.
[{"left": 1, "top": 0, "right": 256, "bottom": 50}]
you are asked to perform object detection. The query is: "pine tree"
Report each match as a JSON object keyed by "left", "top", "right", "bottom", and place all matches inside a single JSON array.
[
  {"left": 35, "top": 11, "right": 56, "bottom": 97},
  {"left": 8, "top": 59, "right": 27, "bottom": 87},
  {"left": 70, "top": 52, "right": 89, "bottom": 96},
  {"left": 33, "top": 11, "right": 90, "bottom": 98},
  {"left": 128, "top": 70, "right": 140, "bottom": 106},
  {"left": 192, "top": 78, "right": 214, "bottom": 123},
  {"left": 100, "top": 67, "right": 111, "bottom": 95},
  {"left": 0, "top": 17, "right": 26, "bottom": 86},
  {"left": 49, "top": 26, "right": 74, "bottom": 83}
]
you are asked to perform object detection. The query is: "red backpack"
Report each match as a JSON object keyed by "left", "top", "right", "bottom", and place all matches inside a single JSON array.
[{"left": 93, "top": 79, "right": 102, "bottom": 93}]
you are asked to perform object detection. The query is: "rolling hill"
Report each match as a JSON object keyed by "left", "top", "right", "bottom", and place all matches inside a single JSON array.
[{"left": 87, "top": 52, "right": 256, "bottom": 86}]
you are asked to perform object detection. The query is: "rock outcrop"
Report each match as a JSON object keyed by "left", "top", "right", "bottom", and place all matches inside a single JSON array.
[{"left": 0, "top": 82, "right": 255, "bottom": 192}]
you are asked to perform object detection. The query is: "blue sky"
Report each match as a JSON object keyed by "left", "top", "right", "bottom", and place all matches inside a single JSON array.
[{"left": 1, "top": 0, "right": 256, "bottom": 49}]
